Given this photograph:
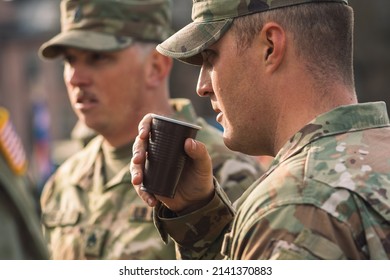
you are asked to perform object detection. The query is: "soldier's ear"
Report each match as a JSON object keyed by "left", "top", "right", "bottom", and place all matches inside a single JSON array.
[
  {"left": 259, "top": 22, "right": 286, "bottom": 72},
  {"left": 146, "top": 50, "right": 173, "bottom": 88}
]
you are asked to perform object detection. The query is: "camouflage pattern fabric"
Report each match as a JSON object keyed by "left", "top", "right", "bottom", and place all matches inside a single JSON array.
[
  {"left": 40, "top": 99, "right": 263, "bottom": 259},
  {"left": 157, "top": 0, "right": 348, "bottom": 65},
  {"left": 39, "top": 0, "right": 174, "bottom": 59},
  {"left": 155, "top": 102, "right": 390, "bottom": 259}
]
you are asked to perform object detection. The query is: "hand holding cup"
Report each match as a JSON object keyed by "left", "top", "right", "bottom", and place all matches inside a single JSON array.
[
  {"left": 142, "top": 114, "right": 201, "bottom": 198},
  {"left": 130, "top": 113, "right": 215, "bottom": 213}
]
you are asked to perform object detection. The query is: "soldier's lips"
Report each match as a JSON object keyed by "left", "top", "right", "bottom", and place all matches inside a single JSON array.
[
  {"left": 74, "top": 91, "right": 99, "bottom": 111},
  {"left": 74, "top": 99, "right": 98, "bottom": 111}
]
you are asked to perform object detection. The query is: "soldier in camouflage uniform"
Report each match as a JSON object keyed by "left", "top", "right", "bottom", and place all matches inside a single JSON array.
[
  {"left": 131, "top": 0, "right": 390, "bottom": 259},
  {"left": 38, "top": 0, "right": 262, "bottom": 260},
  {"left": 0, "top": 107, "right": 48, "bottom": 259}
]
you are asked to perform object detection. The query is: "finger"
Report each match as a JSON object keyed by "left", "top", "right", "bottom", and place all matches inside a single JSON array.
[
  {"left": 131, "top": 114, "right": 153, "bottom": 197},
  {"left": 184, "top": 138, "right": 212, "bottom": 172},
  {"left": 133, "top": 184, "right": 158, "bottom": 207},
  {"left": 138, "top": 113, "right": 153, "bottom": 140},
  {"left": 129, "top": 162, "right": 143, "bottom": 186},
  {"left": 130, "top": 135, "right": 147, "bottom": 183},
  {"left": 132, "top": 135, "right": 147, "bottom": 163}
]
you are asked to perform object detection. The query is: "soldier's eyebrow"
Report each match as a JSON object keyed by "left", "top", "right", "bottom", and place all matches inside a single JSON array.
[
  {"left": 62, "top": 53, "right": 75, "bottom": 64},
  {"left": 200, "top": 48, "right": 218, "bottom": 65},
  {"left": 201, "top": 49, "right": 216, "bottom": 58}
]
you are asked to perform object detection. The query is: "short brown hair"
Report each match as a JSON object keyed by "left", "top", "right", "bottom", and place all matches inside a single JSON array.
[{"left": 231, "top": 3, "right": 354, "bottom": 89}]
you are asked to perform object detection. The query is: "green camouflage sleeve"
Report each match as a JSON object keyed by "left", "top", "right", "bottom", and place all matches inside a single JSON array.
[
  {"left": 227, "top": 203, "right": 363, "bottom": 259},
  {"left": 154, "top": 180, "right": 235, "bottom": 260}
]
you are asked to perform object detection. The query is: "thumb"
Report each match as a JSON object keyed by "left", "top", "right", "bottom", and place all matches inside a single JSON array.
[{"left": 184, "top": 138, "right": 212, "bottom": 172}]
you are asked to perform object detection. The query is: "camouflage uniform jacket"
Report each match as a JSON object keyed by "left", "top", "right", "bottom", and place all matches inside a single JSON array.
[
  {"left": 40, "top": 98, "right": 262, "bottom": 259},
  {"left": 156, "top": 102, "right": 390, "bottom": 260},
  {"left": 0, "top": 152, "right": 48, "bottom": 259}
]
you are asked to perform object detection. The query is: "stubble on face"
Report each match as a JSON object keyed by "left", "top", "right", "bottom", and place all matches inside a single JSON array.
[{"left": 209, "top": 31, "right": 269, "bottom": 155}]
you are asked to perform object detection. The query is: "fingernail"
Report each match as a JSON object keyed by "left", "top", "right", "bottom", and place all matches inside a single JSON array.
[
  {"left": 139, "top": 127, "right": 146, "bottom": 137},
  {"left": 147, "top": 198, "right": 154, "bottom": 206},
  {"left": 191, "top": 139, "right": 196, "bottom": 150}
]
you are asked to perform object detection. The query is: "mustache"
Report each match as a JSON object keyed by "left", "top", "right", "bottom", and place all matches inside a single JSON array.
[{"left": 73, "top": 90, "right": 98, "bottom": 103}]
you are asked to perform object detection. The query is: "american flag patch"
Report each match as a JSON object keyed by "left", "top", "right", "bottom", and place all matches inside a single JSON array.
[{"left": 0, "top": 107, "right": 27, "bottom": 175}]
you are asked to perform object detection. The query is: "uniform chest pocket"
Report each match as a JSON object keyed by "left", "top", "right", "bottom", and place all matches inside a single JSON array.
[
  {"left": 128, "top": 205, "right": 153, "bottom": 222},
  {"left": 41, "top": 209, "right": 80, "bottom": 228}
]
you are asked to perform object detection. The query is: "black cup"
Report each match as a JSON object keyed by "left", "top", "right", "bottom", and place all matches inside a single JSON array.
[{"left": 141, "top": 114, "right": 201, "bottom": 198}]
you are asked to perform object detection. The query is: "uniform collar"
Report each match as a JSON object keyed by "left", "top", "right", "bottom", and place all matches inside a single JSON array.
[
  {"left": 270, "top": 102, "right": 390, "bottom": 172},
  {"left": 68, "top": 136, "right": 132, "bottom": 191}
]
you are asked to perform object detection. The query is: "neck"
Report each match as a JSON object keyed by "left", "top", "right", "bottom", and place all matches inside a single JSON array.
[
  {"left": 271, "top": 80, "right": 357, "bottom": 156},
  {"left": 102, "top": 97, "right": 174, "bottom": 149}
]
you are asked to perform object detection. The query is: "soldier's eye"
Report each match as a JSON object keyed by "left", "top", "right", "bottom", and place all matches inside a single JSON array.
[
  {"left": 201, "top": 49, "right": 216, "bottom": 64},
  {"left": 91, "top": 53, "right": 108, "bottom": 62},
  {"left": 63, "top": 55, "right": 75, "bottom": 65}
]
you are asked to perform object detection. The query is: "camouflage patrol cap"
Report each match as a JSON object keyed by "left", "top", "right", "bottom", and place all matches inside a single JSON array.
[
  {"left": 157, "top": 0, "right": 349, "bottom": 65},
  {"left": 39, "top": 0, "right": 173, "bottom": 59}
]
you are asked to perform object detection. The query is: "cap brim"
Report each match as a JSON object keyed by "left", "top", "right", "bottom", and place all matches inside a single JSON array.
[
  {"left": 38, "top": 30, "right": 134, "bottom": 59},
  {"left": 156, "top": 19, "right": 233, "bottom": 65}
]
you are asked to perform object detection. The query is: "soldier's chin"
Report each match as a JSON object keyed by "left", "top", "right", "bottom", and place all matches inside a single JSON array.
[
  {"left": 222, "top": 134, "right": 238, "bottom": 152},
  {"left": 223, "top": 135, "right": 256, "bottom": 155}
]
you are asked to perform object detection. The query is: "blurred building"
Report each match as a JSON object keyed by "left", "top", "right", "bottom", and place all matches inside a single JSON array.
[
  {"left": 0, "top": 0, "right": 390, "bottom": 188},
  {"left": 0, "top": 0, "right": 72, "bottom": 187},
  {"left": 353, "top": 0, "right": 390, "bottom": 105}
]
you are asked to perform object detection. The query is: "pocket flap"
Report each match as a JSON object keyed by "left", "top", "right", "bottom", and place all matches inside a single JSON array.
[{"left": 42, "top": 209, "right": 80, "bottom": 228}]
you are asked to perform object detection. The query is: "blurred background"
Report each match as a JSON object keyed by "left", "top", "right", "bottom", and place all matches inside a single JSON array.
[{"left": 1, "top": 0, "right": 389, "bottom": 192}]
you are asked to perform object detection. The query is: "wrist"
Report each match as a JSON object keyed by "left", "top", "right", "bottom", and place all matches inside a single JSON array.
[{"left": 176, "top": 190, "right": 215, "bottom": 216}]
